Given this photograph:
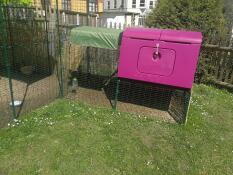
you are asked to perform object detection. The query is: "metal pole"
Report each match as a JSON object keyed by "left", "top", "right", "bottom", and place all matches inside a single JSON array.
[
  {"left": 86, "top": 0, "right": 89, "bottom": 26},
  {"left": 6, "top": 6, "right": 16, "bottom": 68},
  {"left": 0, "top": 7, "right": 16, "bottom": 118},
  {"left": 55, "top": 0, "right": 64, "bottom": 97},
  {"left": 43, "top": 1, "right": 52, "bottom": 74},
  {"left": 184, "top": 90, "right": 191, "bottom": 125}
]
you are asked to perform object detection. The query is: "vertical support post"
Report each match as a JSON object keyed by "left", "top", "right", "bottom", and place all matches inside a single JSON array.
[
  {"left": 86, "top": 0, "right": 89, "bottom": 26},
  {"left": 44, "top": 1, "right": 52, "bottom": 74},
  {"left": 6, "top": 6, "right": 16, "bottom": 68},
  {"left": 55, "top": 0, "right": 64, "bottom": 97},
  {"left": 76, "top": 13, "right": 80, "bottom": 26},
  {"left": 113, "top": 78, "right": 120, "bottom": 111},
  {"left": 86, "top": 46, "right": 91, "bottom": 86},
  {"left": 184, "top": 89, "right": 191, "bottom": 125},
  {"left": 0, "top": 7, "right": 16, "bottom": 118}
]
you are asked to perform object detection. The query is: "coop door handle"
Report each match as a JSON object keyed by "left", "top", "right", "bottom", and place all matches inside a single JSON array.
[
  {"left": 155, "top": 43, "right": 159, "bottom": 55},
  {"left": 153, "top": 43, "right": 160, "bottom": 60}
]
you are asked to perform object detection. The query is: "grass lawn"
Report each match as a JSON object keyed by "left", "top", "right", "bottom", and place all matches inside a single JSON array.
[{"left": 0, "top": 84, "right": 233, "bottom": 175}]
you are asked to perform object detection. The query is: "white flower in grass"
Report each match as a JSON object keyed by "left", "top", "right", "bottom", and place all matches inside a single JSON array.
[
  {"left": 220, "top": 137, "right": 224, "bottom": 141},
  {"left": 146, "top": 160, "right": 152, "bottom": 166},
  {"left": 108, "top": 120, "right": 113, "bottom": 125},
  {"left": 48, "top": 122, "right": 54, "bottom": 126},
  {"left": 93, "top": 111, "right": 96, "bottom": 115}
]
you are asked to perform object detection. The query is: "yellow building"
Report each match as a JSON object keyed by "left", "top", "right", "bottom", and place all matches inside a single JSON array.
[{"left": 33, "top": 0, "right": 103, "bottom": 13}]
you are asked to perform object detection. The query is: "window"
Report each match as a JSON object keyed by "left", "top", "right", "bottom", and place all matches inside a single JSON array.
[
  {"left": 89, "top": 2, "right": 96, "bottom": 12},
  {"left": 149, "top": 1, "right": 153, "bottom": 9},
  {"left": 114, "top": 0, "right": 117, "bottom": 8},
  {"left": 62, "top": 0, "right": 71, "bottom": 10},
  {"left": 139, "top": 0, "right": 145, "bottom": 7},
  {"left": 120, "top": 0, "right": 124, "bottom": 8},
  {"left": 132, "top": 0, "right": 136, "bottom": 8},
  {"left": 139, "top": 15, "right": 145, "bottom": 26},
  {"left": 107, "top": 1, "right": 110, "bottom": 9}
]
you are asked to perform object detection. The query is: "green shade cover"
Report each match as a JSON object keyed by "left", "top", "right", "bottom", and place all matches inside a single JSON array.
[{"left": 69, "top": 26, "right": 123, "bottom": 50}]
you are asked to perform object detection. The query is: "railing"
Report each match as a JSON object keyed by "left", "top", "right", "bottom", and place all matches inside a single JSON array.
[
  {"left": 34, "top": 7, "right": 140, "bottom": 29},
  {"left": 197, "top": 44, "right": 233, "bottom": 88}
]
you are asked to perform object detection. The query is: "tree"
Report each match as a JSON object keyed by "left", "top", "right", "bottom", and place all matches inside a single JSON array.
[
  {"left": 145, "top": 0, "right": 229, "bottom": 44},
  {"left": 0, "top": 0, "right": 32, "bottom": 5},
  {"left": 224, "top": 0, "right": 233, "bottom": 41},
  {"left": 224, "top": 0, "right": 233, "bottom": 24}
]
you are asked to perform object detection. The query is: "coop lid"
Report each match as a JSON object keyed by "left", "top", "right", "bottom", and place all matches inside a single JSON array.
[
  {"left": 123, "top": 27, "right": 162, "bottom": 40},
  {"left": 160, "top": 30, "right": 203, "bottom": 44},
  {"left": 69, "top": 26, "right": 123, "bottom": 50},
  {"left": 122, "top": 28, "right": 202, "bottom": 44}
]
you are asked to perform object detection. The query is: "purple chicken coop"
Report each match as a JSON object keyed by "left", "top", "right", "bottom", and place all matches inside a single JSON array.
[
  {"left": 114, "top": 28, "right": 203, "bottom": 123},
  {"left": 118, "top": 28, "right": 202, "bottom": 89},
  {"left": 69, "top": 26, "right": 203, "bottom": 124}
]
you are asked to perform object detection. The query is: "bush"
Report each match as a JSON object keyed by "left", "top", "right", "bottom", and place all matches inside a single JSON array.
[
  {"left": 145, "top": 0, "right": 230, "bottom": 44},
  {"left": 0, "top": 0, "right": 32, "bottom": 5}
]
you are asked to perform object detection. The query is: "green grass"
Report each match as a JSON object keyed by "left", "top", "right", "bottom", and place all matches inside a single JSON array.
[{"left": 0, "top": 84, "right": 233, "bottom": 175}]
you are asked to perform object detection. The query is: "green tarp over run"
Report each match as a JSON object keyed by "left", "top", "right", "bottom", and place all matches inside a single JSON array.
[{"left": 69, "top": 26, "right": 123, "bottom": 50}]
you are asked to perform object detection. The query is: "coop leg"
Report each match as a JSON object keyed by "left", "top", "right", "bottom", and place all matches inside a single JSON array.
[
  {"left": 113, "top": 79, "right": 120, "bottom": 111},
  {"left": 103, "top": 69, "right": 118, "bottom": 87},
  {"left": 184, "top": 89, "right": 192, "bottom": 125}
]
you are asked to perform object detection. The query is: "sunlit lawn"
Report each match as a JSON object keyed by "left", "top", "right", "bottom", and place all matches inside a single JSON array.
[{"left": 0, "top": 84, "right": 233, "bottom": 175}]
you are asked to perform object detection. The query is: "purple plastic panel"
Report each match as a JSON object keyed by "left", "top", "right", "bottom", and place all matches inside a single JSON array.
[{"left": 118, "top": 27, "right": 202, "bottom": 89}]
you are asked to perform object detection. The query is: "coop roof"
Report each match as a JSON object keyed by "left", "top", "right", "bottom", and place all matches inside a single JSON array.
[{"left": 69, "top": 26, "right": 123, "bottom": 50}]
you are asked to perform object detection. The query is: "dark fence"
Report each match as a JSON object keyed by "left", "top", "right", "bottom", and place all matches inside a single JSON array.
[{"left": 197, "top": 45, "right": 233, "bottom": 89}]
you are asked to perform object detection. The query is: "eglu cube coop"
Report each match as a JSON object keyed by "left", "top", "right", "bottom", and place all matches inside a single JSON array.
[
  {"left": 118, "top": 28, "right": 202, "bottom": 89},
  {"left": 67, "top": 26, "right": 202, "bottom": 123}
]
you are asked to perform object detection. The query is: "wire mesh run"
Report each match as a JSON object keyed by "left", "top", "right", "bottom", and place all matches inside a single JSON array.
[
  {"left": 114, "top": 78, "right": 191, "bottom": 123},
  {"left": 66, "top": 44, "right": 119, "bottom": 108},
  {"left": 0, "top": 5, "right": 63, "bottom": 127},
  {"left": 65, "top": 43, "right": 191, "bottom": 123},
  {"left": 0, "top": 1, "right": 194, "bottom": 126}
]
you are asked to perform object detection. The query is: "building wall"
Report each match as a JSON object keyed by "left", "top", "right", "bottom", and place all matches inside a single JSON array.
[
  {"left": 98, "top": 0, "right": 104, "bottom": 12},
  {"left": 100, "top": 12, "right": 141, "bottom": 29},
  {"left": 102, "top": 0, "right": 156, "bottom": 27},
  {"left": 103, "top": 0, "right": 156, "bottom": 14},
  {"left": 50, "top": 0, "right": 62, "bottom": 9},
  {"left": 33, "top": 0, "right": 103, "bottom": 13},
  {"left": 71, "top": 0, "right": 87, "bottom": 13}
]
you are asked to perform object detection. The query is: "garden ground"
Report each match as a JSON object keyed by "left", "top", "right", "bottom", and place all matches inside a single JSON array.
[{"left": 0, "top": 84, "right": 233, "bottom": 175}]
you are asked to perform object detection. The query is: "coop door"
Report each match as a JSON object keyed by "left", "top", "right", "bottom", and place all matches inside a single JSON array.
[{"left": 137, "top": 45, "right": 176, "bottom": 76}]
